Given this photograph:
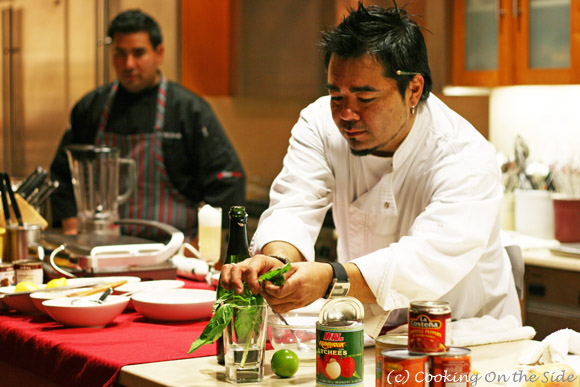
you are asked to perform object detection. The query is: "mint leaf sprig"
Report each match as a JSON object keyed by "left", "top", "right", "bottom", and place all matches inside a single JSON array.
[{"left": 188, "top": 263, "right": 291, "bottom": 356}]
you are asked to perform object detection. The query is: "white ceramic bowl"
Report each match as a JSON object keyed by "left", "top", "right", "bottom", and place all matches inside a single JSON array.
[
  {"left": 42, "top": 295, "right": 130, "bottom": 327},
  {"left": 0, "top": 276, "right": 140, "bottom": 314},
  {"left": 131, "top": 288, "right": 215, "bottom": 322},
  {"left": 0, "top": 284, "right": 46, "bottom": 314},
  {"left": 30, "top": 287, "right": 94, "bottom": 314},
  {"left": 267, "top": 309, "right": 318, "bottom": 361},
  {"left": 114, "top": 280, "right": 185, "bottom": 310}
]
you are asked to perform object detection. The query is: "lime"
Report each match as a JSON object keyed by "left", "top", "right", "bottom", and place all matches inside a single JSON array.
[
  {"left": 14, "top": 281, "right": 39, "bottom": 292},
  {"left": 46, "top": 277, "right": 67, "bottom": 288},
  {"left": 271, "top": 349, "right": 299, "bottom": 378}
]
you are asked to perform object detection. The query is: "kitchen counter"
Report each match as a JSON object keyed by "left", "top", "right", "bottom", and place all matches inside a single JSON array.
[
  {"left": 117, "top": 340, "right": 538, "bottom": 387},
  {"left": 523, "top": 248, "right": 580, "bottom": 272}
]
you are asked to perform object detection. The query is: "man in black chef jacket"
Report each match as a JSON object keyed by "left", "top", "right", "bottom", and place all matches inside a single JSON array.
[{"left": 49, "top": 9, "right": 245, "bottom": 240}]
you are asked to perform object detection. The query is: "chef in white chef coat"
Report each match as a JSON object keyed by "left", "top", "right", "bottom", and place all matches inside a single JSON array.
[{"left": 220, "top": 3, "right": 521, "bottom": 338}]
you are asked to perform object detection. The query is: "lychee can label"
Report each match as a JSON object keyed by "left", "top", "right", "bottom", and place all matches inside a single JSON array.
[{"left": 316, "top": 297, "right": 364, "bottom": 386}]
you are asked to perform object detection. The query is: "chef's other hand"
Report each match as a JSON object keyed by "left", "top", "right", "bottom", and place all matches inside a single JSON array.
[
  {"left": 261, "top": 261, "right": 333, "bottom": 314},
  {"left": 219, "top": 255, "right": 284, "bottom": 295}
]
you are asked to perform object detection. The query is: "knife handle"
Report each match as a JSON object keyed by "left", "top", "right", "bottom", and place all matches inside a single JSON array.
[
  {"left": 65, "top": 280, "right": 128, "bottom": 298},
  {"left": 19, "top": 170, "right": 48, "bottom": 200},
  {"left": 16, "top": 166, "right": 45, "bottom": 198}
]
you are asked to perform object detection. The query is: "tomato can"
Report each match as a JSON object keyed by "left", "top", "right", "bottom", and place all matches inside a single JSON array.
[
  {"left": 430, "top": 347, "right": 471, "bottom": 387},
  {"left": 381, "top": 349, "right": 429, "bottom": 387},
  {"left": 14, "top": 260, "right": 43, "bottom": 285},
  {"left": 316, "top": 297, "right": 364, "bottom": 386},
  {"left": 408, "top": 301, "right": 451, "bottom": 354},
  {"left": 375, "top": 334, "right": 408, "bottom": 386},
  {"left": 0, "top": 263, "right": 15, "bottom": 286}
]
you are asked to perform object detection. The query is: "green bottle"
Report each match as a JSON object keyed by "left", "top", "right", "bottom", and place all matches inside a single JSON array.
[{"left": 216, "top": 206, "right": 250, "bottom": 365}]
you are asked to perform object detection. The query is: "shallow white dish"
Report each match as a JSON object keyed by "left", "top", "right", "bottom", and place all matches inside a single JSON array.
[
  {"left": 42, "top": 295, "right": 130, "bottom": 327},
  {"left": 66, "top": 276, "right": 141, "bottom": 287},
  {"left": 0, "top": 284, "right": 47, "bottom": 314},
  {"left": 30, "top": 288, "right": 93, "bottom": 315},
  {"left": 114, "top": 280, "right": 185, "bottom": 310},
  {"left": 132, "top": 288, "right": 215, "bottom": 322}
]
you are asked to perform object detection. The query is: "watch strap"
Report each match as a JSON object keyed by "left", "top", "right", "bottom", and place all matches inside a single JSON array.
[
  {"left": 324, "top": 262, "right": 350, "bottom": 299},
  {"left": 265, "top": 254, "right": 290, "bottom": 264}
]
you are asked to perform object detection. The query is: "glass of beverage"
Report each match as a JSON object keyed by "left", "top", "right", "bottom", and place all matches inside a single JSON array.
[
  {"left": 197, "top": 204, "right": 222, "bottom": 265},
  {"left": 224, "top": 304, "right": 268, "bottom": 383}
]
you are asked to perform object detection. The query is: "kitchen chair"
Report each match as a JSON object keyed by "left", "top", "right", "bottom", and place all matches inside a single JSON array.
[{"left": 505, "top": 244, "right": 525, "bottom": 322}]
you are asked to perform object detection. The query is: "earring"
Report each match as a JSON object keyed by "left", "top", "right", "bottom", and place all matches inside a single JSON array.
[{"left": 410, "top": 105, "right": 416, "bottom": 115}]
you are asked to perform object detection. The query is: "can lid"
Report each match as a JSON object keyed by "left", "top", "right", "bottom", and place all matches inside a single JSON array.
[
  {"left": 382, "top": 349, "right": 428, "bottom": 360},
  {"left": 431, "top": 347, "right": 471, "bottom": 357},
  {"left": 410, "top": 300, "right": 450, "bottom": 313},
  {"left": 319, "top": 296, "right": 364, "bottom": 324},
  {"left": 375, "top": 334, "right": 408, "bottom": 347}
]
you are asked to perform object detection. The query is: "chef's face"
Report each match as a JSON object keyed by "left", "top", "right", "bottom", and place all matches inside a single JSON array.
[
  {"left": 111, "top": 31, "right": 164, "bottom": 93},
  {"left": 327, "top": 54, "right": 423, "bottom": 157}
]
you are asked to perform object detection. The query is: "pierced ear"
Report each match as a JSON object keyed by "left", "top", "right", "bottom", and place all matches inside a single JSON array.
[{"left": 408, "top": 74, "right": 424, "bottom": 106}]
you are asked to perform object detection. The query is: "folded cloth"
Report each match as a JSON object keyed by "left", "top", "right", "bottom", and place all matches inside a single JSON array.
[
  {"left": 171, "top": 255, "right": 209, "bottom": 281},
  {"left": 518, "top": 328, "right": 580, "bottom": 372},
  {"left": 450, "top": 315, "right": 536, "bottom": 347}
]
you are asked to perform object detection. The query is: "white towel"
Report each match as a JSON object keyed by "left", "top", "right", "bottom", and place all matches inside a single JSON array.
[
  {"left": 518, "top": 329, "right": 580, "bottom": 372},
  {"left": 450, "top": 315, "right": 536, "bottom": 347}
]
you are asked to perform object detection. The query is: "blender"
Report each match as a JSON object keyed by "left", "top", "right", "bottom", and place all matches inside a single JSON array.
[
  {"left": 66, "top": 144, "right": 135, "bottom": 235},
  {"left": 41, "top": 145, "right": 183, "bottom": 280}
]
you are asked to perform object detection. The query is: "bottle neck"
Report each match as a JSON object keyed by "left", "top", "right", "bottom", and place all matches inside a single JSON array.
[{"left": 224, "top": 218, "right": 249, "bottom": 264}]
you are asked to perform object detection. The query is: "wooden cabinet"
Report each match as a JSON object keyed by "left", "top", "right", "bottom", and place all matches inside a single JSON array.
[
  {"left": 452, "top": 0, "right": 580, "bottom": 86},
  {"left": 524, "top": 264, "right": 580, "bottom": 340}
]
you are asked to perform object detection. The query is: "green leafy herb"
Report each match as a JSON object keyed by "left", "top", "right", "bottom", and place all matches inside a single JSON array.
[
  {"left": 188, "top": 263, "right": 291, "bottom": 357},
  {"left": 258, "top": 262, "right": 290, "bottom": 286}
]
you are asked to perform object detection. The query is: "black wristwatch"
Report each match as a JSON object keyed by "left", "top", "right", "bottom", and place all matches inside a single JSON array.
[{"left": 323, "top": 262, "right": 350, "bottom": 299}]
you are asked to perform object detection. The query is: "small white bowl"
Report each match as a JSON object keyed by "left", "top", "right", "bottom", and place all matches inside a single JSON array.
[
  {"left": 132, "top": 288, "right": 215, "bottom": 322},
  {"left": 42, "top": 295, "right": 129, "bottom": 327},
  {"left": 114, "top": 280, "right": 185, "bottom": 310},
  {"left": 0, "top": 284, "right": 46, "bottom": 314},
  {"left": 30, "top": 288, "right": 93, "bottom": 314}
]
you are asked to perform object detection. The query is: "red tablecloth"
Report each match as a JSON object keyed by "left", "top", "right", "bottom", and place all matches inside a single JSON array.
[{"left": 0, "top": 278, "right": 217, "bottom": 387}]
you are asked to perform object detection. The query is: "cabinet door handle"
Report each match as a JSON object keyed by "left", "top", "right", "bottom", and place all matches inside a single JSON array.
[
  {"left": 528, "top": 283, "right": 545, "bottom": 297},
  {"left": 496, "top": 0, "right": 506, "bottom": 20}
]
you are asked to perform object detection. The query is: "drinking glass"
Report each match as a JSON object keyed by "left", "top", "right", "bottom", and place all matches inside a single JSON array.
[
  {"left": 197, "top": 204, "right": 222, "bottom": 264},
  {"left": 224, "top": 304, "right": 268, "bottom": 383}
]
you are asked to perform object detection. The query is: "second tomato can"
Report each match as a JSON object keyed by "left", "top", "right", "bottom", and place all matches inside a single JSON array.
[
  {"left": 430, "top": 347, "right": 471, "bottom": 387},
  {"left": 381, "top": 349, "right": 428, "bottom": 387}
]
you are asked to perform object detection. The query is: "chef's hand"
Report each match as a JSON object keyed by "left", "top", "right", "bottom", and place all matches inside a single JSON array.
[
  {"left": 219, "top": 254, "right": 284, "bottom": 295},
  {"left": 260, "top": 261, "right": 333, "bottom": 313},
  {"left": 62, "top": 217, "right": 78, "bottom": 235},
  {"left": 219, "top": 256, "right": 333, "bottom": 312}
]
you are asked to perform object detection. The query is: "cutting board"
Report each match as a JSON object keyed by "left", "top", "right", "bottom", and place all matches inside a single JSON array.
[{"left": 0, "top": 193, "right": 48, "bottom": 230}]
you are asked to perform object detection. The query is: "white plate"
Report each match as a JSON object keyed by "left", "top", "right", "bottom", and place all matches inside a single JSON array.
[
  {"left": 114, "top": 280, "right": 185, "bottom": 310},
  {"left": 132, "top": 288, "right": 215, "bottom": 322}
]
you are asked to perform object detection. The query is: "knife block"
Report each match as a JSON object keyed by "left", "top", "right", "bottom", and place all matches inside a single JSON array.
[{"left": 0, "top": 193, "right": 48, "bottom": 230}]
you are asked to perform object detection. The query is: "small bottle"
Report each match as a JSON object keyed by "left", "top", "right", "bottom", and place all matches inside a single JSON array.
[{"left": 216, "top": 206, "right": 250, "bottom": 365}]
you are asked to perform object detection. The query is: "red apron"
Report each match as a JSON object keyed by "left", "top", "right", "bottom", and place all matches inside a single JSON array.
[{"left": 96, "top": 76, "right": 196, "bottom": 240}]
